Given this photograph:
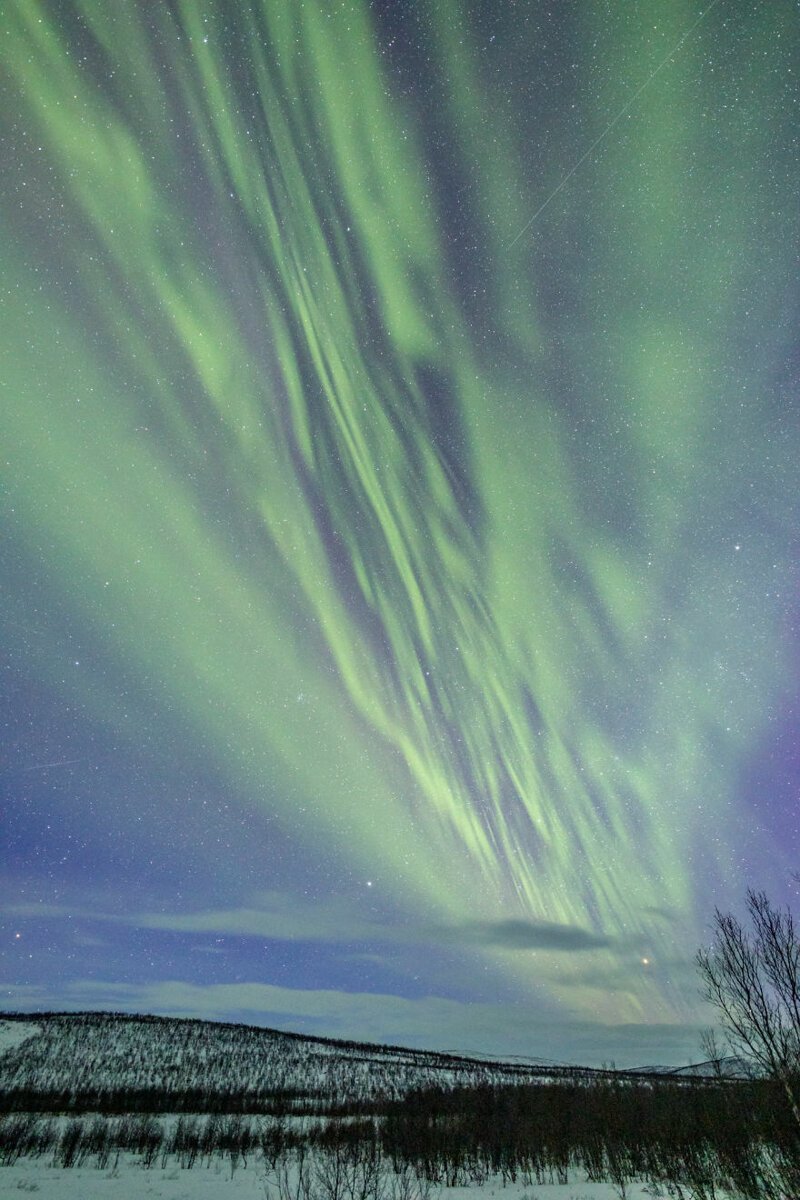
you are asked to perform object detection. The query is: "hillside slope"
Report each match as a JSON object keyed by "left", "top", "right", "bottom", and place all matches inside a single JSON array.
[{"left": 0, "top": 1011, "right": 569, "bottom": 1112}]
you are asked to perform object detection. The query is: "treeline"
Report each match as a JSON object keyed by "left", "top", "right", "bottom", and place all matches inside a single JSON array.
[
  {"left": 383, "top": 1077, "right": 800, "bottom": 1195},
  {"left": 0, "top": 1112, "right": 282, "bottom": 1172},
  {"left": 0, "top": 1065, "right": 712, "bottom": 1121},
  {"left": 0, "top": 1083, "right": 330, "bottom": 1117},
  {"left": 0, "top": 1113, "right": 431, "bottom": 1200},
  {"left": 2, "top": 1076, "right": 800, "bottom": 1196}
]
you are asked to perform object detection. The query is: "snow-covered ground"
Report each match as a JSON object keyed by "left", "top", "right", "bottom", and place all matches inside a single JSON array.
[
  {"left": 0, "top": 1017, "right": 40, "bottom": 1055},
  {"left": 1, "top": 1158, "right": 672, "bottom": 1199},
  {"left": 4, "top": 1156, "right": 267, "bottom": 1198},
  {"left": 0, "top": 1016, "right": 741, "bottom": 1198}
]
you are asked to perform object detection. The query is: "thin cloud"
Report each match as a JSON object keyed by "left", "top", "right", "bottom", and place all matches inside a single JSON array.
[
  {"left": 132, "top": 893, "right": 399, "bottom": 945},
  {"left": 2, "top": 893, "right": 398, "bottom": 947},
  {"left": 454, "top": 919, "right": 614, "bottom": 952},
  {"left": 4, "top": 896, "right": 618, "bottom": 956}
]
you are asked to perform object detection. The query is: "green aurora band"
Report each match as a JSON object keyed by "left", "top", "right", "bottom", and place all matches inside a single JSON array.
[{"left": 2, "top": 0, "right": 797, "bottom": 1026}]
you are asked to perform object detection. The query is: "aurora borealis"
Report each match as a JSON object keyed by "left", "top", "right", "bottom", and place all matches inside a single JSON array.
[{"left": 2, "top": 0, "right": 798, "bottom": 1065}]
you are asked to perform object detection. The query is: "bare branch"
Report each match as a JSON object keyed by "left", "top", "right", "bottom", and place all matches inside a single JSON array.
[{"left": 697, "top": 889, "right": 800, "bottom": 1130}]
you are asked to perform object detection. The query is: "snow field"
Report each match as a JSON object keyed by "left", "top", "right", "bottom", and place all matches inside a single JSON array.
[{"left": 1, "top": 1154, "right": 684, "bottom": 1200}]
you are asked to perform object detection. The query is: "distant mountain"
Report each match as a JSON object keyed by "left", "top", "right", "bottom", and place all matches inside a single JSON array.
[
  {"left": 669, "top": 1057, "right": 752, "bottom": 1079},
  {"left": 621, "top": 1057, "right": 751, "bottom": 1079},
  {"left": 0, "top": 1011, "right": 731, "bottom": 1114}
]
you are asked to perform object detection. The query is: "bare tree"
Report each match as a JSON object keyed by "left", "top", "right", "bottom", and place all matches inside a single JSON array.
[{"left": 697, "top": 889, "right": 800, "bottom": 1129}]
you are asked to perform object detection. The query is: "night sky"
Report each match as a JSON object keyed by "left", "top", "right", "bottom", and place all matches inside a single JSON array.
[{"left": 2, "top": 0, "right": 798, "bottom": 1067}]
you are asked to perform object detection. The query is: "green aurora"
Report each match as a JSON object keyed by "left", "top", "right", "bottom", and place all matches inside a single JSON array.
[{"left": 2, "top": 0, "right": 798, "bottom": 1053}]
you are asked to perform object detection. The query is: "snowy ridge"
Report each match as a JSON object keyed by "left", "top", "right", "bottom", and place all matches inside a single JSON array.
[
  {"left": 0, "top": 1010, "right": 712, "bottom": 1113},
  {"left": 0, "top": 1011, "right": 566, "bottom": 1111}
]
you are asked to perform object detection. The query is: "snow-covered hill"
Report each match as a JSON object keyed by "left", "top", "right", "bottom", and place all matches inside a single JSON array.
[
  {"left": 0, "top": 1013, "right": 766, "bottom": 1200},
  {"left": 0, "top": 1011, "right": 580, "bottom": 1113},
  {"left": 0, "top": 1009, "right": 733, "bottom": 1116}
]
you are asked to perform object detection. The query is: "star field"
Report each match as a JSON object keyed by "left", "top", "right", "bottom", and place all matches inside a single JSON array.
[{"left": 1, "top": 0, "right": 798, "bottom": 1065}]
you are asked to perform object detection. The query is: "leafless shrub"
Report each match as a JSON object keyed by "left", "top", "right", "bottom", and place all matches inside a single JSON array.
[{"left": 697, "top": 890, "right": 800, "bottom": 1126}]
